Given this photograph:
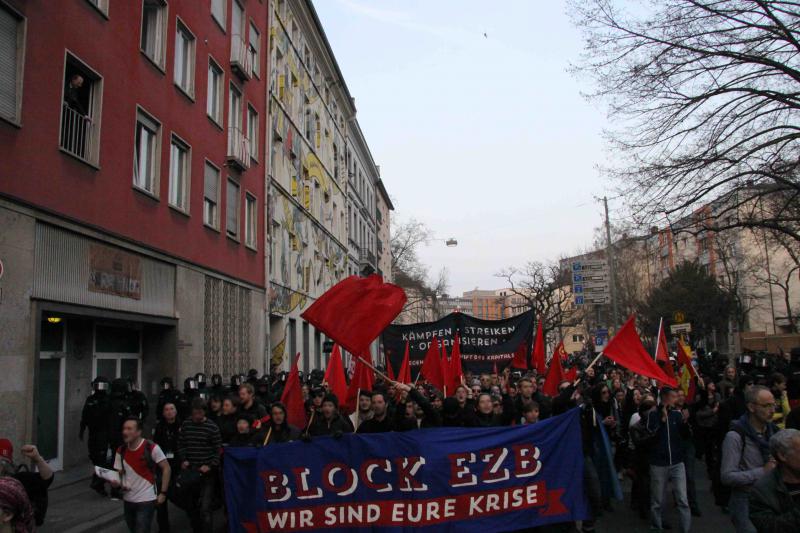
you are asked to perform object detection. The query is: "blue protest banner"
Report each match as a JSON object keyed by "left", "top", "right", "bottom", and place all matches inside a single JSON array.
[{"left": 223, "top": 407, "right": 589, "bottom": 532}]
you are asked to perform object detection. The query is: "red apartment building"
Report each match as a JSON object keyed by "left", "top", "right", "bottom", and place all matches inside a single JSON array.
[{"left": 0, "top": 0, "right": 269, "bottom": 472}]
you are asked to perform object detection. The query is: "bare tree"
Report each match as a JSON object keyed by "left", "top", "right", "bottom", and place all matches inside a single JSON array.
[
  {"left": 571, "top": 0, "right": 800, "bottom": 243},
  {"left": 750, "top": 228, "right": 800, "bottom": 332},
  {"left": 496, "top": 261, "right": 584, "bottom": 343}
]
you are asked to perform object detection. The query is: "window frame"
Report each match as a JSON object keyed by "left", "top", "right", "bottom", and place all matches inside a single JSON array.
[
  {"left": 248, "top": 19, "right": 260, "bottom": 78},
  {"left": 85, "top": 0, "right": 109, "bottom": 18},
  {"left": 245, "top": 191, "right": 257, "bottom": 250},
  {"left": 0, "top": 2, "right": 26, "bottom": 126},
  {"left": 246, "top": 103, "right": 258, "bottom": 162},
  {"left": 58, "top": 51, "right": 104, "bottom": 168},
  {"left": 139, "top": 0, "right": 168, "bottom": 72},
  {"left": 206, "top": 55, "right": 224, "bottom": 127},
  {"left": 168, "top": 132, "right": 191, "bottom": 214},
  {"left": 132, "top": 105, "right": 162, "bottom": 199},
  {"left": 226, "top": 177, "right": 241, "bottom": 241},
  {"left": 173, "top": 17, "right": 196, "bottom": 100},
  {"left": 210, "top": 0, "right": 226, "bottom": 33},
  {"left": 203, "top": 159, "right": 221, "bottom": 231}
]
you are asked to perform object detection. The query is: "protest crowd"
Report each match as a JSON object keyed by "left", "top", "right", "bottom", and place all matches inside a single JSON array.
[{"left": 3, "top": 330, "right": 800, "bottom": 533}]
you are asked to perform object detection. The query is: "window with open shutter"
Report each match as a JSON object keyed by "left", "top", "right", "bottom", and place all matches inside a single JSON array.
[
  {"left": 0, "top": 6, "right": 21, "bottom": 122},
  {"left": 226, "top": 179, "right": 240, "bottom": 239},
  {"left": 204, "top": 162, "right": 220, "bottom": 228}
]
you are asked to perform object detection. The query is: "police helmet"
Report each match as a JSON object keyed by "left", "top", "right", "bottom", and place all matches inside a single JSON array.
[
  {"left": 111, "top": 378, "right": 130, "bottom": 395},
  {"left": 160, "top": 377, "right": 174, "bottom": 390},
  {"left": 211, "top": 374, "right": 223, "bottom": 387},
  {"left": 184, "top": 377, "right": 198, "bottom": 391},
  {"left": 230, "top": 374, "right": 243, "bottom": 388},
  {"left": 92, "top": 376, "right": 110, "bottom": 392},
  {"left": 194, "top": 373, "right": 207, "bottom": 387}
]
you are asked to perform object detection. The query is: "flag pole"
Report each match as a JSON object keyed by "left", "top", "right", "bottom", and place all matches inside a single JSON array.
[
  {"left": 652, "top": 317, "right": 663, "bottom": 388},
  {"left": 573, "top": 352, "right": 603, "bottom": 386},
  {"left": 356, "top": 355, "right": 392, "bottom": 383}
]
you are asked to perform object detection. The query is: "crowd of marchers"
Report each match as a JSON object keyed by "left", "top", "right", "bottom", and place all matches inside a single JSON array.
[{"left": 3, "top": 359, "right": 800, "bottom": 533}]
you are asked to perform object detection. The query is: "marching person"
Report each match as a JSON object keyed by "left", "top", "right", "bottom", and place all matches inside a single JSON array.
[
  {"left": 0, "top": 441, "right": 54, "bottom": 527},
  {"left": 308, "top": 394, "right": 353, "bottom": 437},
  {"left": 646, "top": 387, "right": 691, "bottom": 533},
  {"left": 0, "top": 476, "right": 35, "bottom": 533},
  {"left": 748, "top": 428, "right": 800, "bottom": 531},
  {"left": 80, "top": 376, "right": 112, "bottom": 496},
  {"left": 238, "top": 383, "right": 267, "bottom": 420},
  {"left": 177, "top": 399, "right": 221, "bottom": 533},
  {"left": 112, "top": 418, "right": 171, "bottom": 533},
  {"left": 721, "top": 385, "right": 779, "bottom": 533},
  {"left": 252, "top": 403, "right": 301, "bottom": 445},
  {"left": 152, "top": 403, "right": 181, "bottom": 533},
  {"left": 348, "top": 390, "right": 374, "bottom": 431}
]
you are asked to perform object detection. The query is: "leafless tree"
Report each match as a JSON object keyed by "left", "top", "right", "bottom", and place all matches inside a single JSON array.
[
  {"left": 496, "top": 261, "right": 584, "bottom": 343},
  {"left": 750, "top": 228, "right": 800, "bottom": 331},
  {"left": 571, "top": 0, "right": 800, "bottom": 243}
]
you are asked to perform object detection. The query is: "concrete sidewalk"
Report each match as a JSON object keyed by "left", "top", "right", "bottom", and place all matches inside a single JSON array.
[{"left": 40, "top": 467, "right": 226, "bottom": 532}]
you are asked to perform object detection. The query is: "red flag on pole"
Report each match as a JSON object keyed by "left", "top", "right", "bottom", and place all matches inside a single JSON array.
[
  {"left": 280, "top": 353, "right": 307, "bottom": 428},
  {"left": 655, "top": 319, "right": 676, "bottom": 382},
  {"left": 511, "top": 340, "right": 528, "bottom": 369},
  {"left": 449, "top": 333, "right": 464, "bottom": 392},
  {"left": 564, "top": 365, "right": 578, "bottom": 382},
  {"left": 323, "top": 345, "right": 348, "bottom": 406},
  {"left": 677, "top": 338, "right": 697, "bottom": 402},
  {"left": 301, "top": 275, "right": 406, "bottom": 358},
  {"left": 397, "top": 341, "right": 412, "bottom": 384},
  {"left": 543, "top": 342, "right": 567, "bottom": 397},
  {"left": 440, "top": 341, "right": 451, "bottom": 396},
  {"left": 420, "top": 336, "right": 444, "bottom": 391},
  {"left": 603, "top": 316, "right": 677, "bottom": 387},
  {"left": 386, "top": 355, "right": 396, "bottom": 381},
  {"left": 532, "top": 319, "right": 546, "bottom": 376},
  {"left": 343, "top": 352, "right": 374, "bottom": 414}
]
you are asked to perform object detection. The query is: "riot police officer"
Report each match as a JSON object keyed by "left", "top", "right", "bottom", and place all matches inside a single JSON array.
[
  {"left": 256, "top": 376, "right": 271, "bottom": 404},
  {"left": 209, "top": 373, "right": 226, "bottom": 397},
  {"left": 157, "top": 377, "right": 188, "bottom": 420},
  {"left": 184, "top": 376, "right": 201, "bottom": 404},
  {"left": 229, "top": 374, "right": 244, "bottom": 395},
  {"left": 126, "top": 377, "right": 149, "bottom": 422},
  {"left": 79, "top": 376, "right": 111, "bottom": 495},
  {"left": 195, "top": 372, "right": 209, "bottom": 401},
  {"left": 108, "top": 378, "right": 132, "bottom": 453}
]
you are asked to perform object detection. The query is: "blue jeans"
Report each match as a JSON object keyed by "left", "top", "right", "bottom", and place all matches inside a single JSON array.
[
  {"left": 650, "top": 463, "right": 691, "bottom": 533},
  {"left": 123, "top": 500, "right": 156, "bottom": 533},
  {"left": 729, "top": 490, "right": 757, "bottom": 533}
]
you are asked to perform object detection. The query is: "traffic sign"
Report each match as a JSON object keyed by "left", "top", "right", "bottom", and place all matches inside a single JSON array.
[
  {"left": 670, "top": 323, "right": 692, "bottom": 334},
  {"left": 574, "top": 295, "right": 585, "bottom": 305}
]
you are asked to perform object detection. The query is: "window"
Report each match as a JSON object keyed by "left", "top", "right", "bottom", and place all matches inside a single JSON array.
[
  {"left": 140, "top": 0, "right": 167, "bottom": 68},
  {"left": 229, "top": 83, "right": 242, "bottom": 132},
  {"left": 211, "top": 0, "right": 226, "bottom": 30},
  {"left": 226, "top": 179, "right": 240, "bottom": 239},
  {"left": 247, "top": 104, "right": 258, "bottom": 161},
  {"left": 133, "top": 108, "right": 161, "bottom": 195},
  {"left": 168, "top": 134, "right": 190, "bottom": 212},
  {"left": 206, "top": 58, "right": 223, "bottom": 124},
  {"left": 0, "top": 5, "right": 23, "bottom": 124},
  {"left": 60, "top": 55, "right": 102, "bottom": 164},
  {"left": 245, "top": 193, "right": 257, "bottom": 248},
  {"left": 174, "top": 20, "right": 195, "bottom": 96},
  {"left": 248, "top": 22, "right": 260, "bottom": 77},
  {"left": 86, "top": 0, "right": 109, "bottom": 16},
  {"left": 204, "top": 161, "right": 220, "bottom": 228}
]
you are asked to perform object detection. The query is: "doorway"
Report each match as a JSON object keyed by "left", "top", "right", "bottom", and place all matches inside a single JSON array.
[
  {"left": 92, "top": 324, "right": 142, "bottom": 385},
  {"left": 37, "top": 319, "right": 66, "bottom": 471}
]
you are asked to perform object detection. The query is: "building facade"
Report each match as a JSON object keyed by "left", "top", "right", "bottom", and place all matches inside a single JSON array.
[
  {"left": 266, "top": 0, "right": 389, "bottom": 371},
  {"left": 376, "top": 179, "right": 393, "bottom": 281},
  {"left": 0, "top": 0, "right": 269, "bottom": 471}
]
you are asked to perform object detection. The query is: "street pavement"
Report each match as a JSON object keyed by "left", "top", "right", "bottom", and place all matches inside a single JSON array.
[{"left": 41, "top": 463, "right": 733, "bottom": 532}]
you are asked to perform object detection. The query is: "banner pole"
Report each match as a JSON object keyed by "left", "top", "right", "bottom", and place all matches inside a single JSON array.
[
  {"left": 357, "top": 355, "right": 392, "bottom": 383},
  {"left": 573, "top": 352, "right": 603, "bottom": 386}
]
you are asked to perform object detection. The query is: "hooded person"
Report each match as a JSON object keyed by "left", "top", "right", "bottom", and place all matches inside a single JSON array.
[
  {"left": 228, "top": 414, "right": 255, "bottom": 447},
  {"left": 308, "top": 394, "right": 353, "bottom": 437},
  {"left": 252, "top": 403, "right": 302, "bottom": 446},
  {"left": 0, "top": 476, "right": 35, "bottom": 533}
]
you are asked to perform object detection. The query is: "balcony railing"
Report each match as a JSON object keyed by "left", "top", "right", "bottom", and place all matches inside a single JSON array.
[
  {"left": 227, "top": 126, "right": 250, "bottom": 170},
  {"left": 60, "top": 103, "right": 96, "bottom": 163},
  {"left": 230, "top": 35, "right": 252, "bottom": 80}
]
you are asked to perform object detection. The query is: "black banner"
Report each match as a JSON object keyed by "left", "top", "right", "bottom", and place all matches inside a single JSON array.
[{"left": 382, "top": 310, "right": 535, "bottom": 376}]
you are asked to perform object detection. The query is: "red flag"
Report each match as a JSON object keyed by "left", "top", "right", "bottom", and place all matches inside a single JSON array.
[
  {"left": 564, "top": 366, "right": 578, "bottom": 382},
  {"left": 421, "top": 336, "right": 444, "bottom": 391},
  {"left": 655, "top": 320, "right": 676, "bottom": 383},
  {"left": 323, "top": 345, "right": 348, "bottom": 406},
  {"left": 343, "top": 352, "right": 374, "bottom": 414},
  {"left": 603, "top": 316, "right": 677, "bottom": 387},
  {"left": 397, "top": 341, "right": 412, "bottom": 384},
  {"left": 532, "top": 319, "right": 546, "bottom": 375},
  {"left": 280, "top": 353, "right": 307, "bottom": 428},
  {"left": 511, "top": 340, "right": 528, "bottom": 369},
  {"left": 449, "top": 333, "right": 464, "bottom": 392},
  {"left": 386, "top": 354, "right": 396, "bottom": 382},
  {"left": 301, "top": 275, "right": 406, "bottom": 358},
  {"left": 543, "top": 342, "right": 567, "bottom": 397},
  {"left": 440, "top": 341, "right": 451, "bottom": 396}
]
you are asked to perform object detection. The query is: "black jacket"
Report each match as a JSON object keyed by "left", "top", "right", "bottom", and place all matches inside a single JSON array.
[
  {"left": 748, "top": 467, "right": 800, "bottom": 532},
  {"left": 252, "top": 423, "right": 301, "bottom": 445},
  {"left": 215, "top": 413, "right": 239, "bottom": 445},
  {"left": 308, "top": 413, "right": 353, "bottom": 437},
  {"left": 152, "top": 419, "right": 181, "bottom": 457}
]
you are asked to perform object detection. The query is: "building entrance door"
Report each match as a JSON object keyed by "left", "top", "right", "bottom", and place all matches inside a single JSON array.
[{"left": 37, "top": 319, "right": 66, "bottom": 471}]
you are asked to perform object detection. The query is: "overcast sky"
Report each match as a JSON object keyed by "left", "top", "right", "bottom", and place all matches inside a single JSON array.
[{"left": 315, "top": 0, "right": 614, "bottom": 294}]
